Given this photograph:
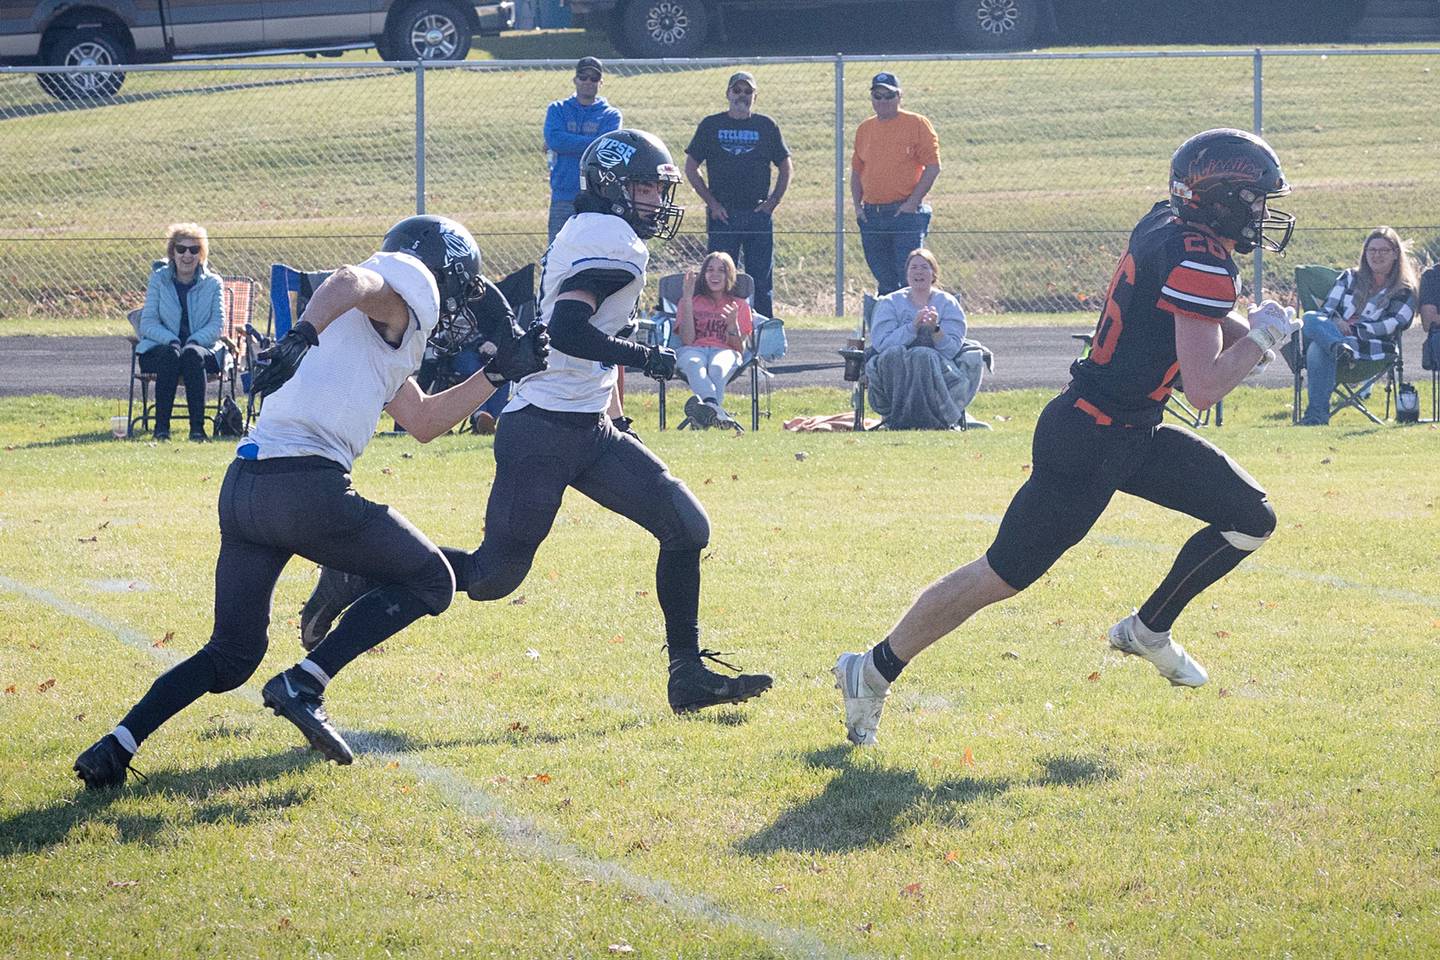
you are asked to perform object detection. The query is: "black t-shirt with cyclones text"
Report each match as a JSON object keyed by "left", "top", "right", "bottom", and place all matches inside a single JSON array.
[
  {"left": 1069, "top": 201, "right": 1240, "bottom": 426},
  {"left": 685, "top": 112, "right": 790, "bottom": 209}
]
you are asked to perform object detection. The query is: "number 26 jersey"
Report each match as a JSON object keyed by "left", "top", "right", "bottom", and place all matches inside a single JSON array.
[{"left": 1069, "top": 201, "right": 1240, "bottom": 426}]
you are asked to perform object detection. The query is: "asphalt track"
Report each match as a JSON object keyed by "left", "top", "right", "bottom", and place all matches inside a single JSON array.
[{"left": 2, "top": 323, "right": 1342, "bottom": 400}]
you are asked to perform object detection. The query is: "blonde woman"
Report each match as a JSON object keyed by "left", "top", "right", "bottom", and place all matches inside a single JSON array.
[
  {"left": 865, "top": 248, "right": 984, "bottom": 429},
  {"left": 1300, "top": 226, "right": 1418, "bottom": 425},
  {"left": 136, "top": 223, "right": 225, "bottom": 440},
  {"left": 676, "top": 251, "right": 753, "bottom": 427}
]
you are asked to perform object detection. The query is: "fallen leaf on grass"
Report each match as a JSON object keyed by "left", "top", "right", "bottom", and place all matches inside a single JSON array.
[
  {"left": 634, "top": 590, "right": 648, "bottom": 598},
  {"left": 1320, "top": 457, "right": 1332, "bottom": 465},
  {"left": 37, "top": 678, "right": 56, "bottom": 692},
  {"left": 703, "top": 477, "right": 712, "bottom": 485},
  {"left": 97, "top": 520, "right": 110, "bottom": 530},
  {"left": 525, "top": 648, "right": 540, "bottom": 660},
  {"left": 386, "top": 761, "right": 400, "bottom": 769},
  {"left": 381, "top": 467, "right": 394, "bottom": 476},
  {"left": 106, "top": 879, "right": 138, "bottom": 889},
  {"left": 730, "top": 474, "right": 738, "bottom": 480},
  {"left": 794, "top": 451, "right": 808, "bottom": 461},
  {"left": 153, "top": 630, "right": 174, "bottom": 648},
  {"left": 608, "top": 944, "right": 634, "bottom": 955},
  {"left": 770, "top": 884, "right": 788, "bottom": 894},
  {"left": 962, "top": 747, "right": 975, "bottom": 767},
  {"left": 944, "top": 850, "right": 961, "bottom": 864},
  {"left": 3, "top": 685, "right": 16, "bottom": 695},
  {"left": 401, "top": 452, "right": 413, "bottom": 459},
  {"left": 809, "top": 861, "right": 826, "bottom": 874},
  {"left": 525, "top": 773, "right": 551, "bottom": 784},
  {"left": 1001, "top": 650, "right": 1021, "bottom": 660},
  {"left": 78, "top": 536, "right": 97, "bottom": 543},
  {"left": 1214, "top": 630, "right": 1231, "bottom": 638},
  {"left": 74, "top": 713, "right": 86, "bottom": 722},
  {"left": 1086, "top": 671, "right": 1101, "bottom": 682},
  {"left": 627, "top": 838, "right": 651, "bottom": 853},
  {"left": 508, "top": 595, "right": 527, "bottom": 605},
  {"left": 276, "top": 917, "right": 292, "bottom": 930},
  {"left": 609, "top": 634, "right": 624, "bottom": 644},
  {"left": 1218, "top": 688, "right": 1231, "bottom": 698},
  {"left": 506, "top": 722, "right": 529, "bottom": 733},
  {"left": 857, "top": 922, "right": 876, "bottom": 934},
  {"left": 901, "top": 881, "right": 923, "bottom": 898}
]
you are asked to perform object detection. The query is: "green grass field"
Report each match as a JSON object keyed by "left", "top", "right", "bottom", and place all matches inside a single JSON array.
[
  {"left": 2, "top": 43, "right": 1437, "bottom": 327},
  {"left": 3, "top": 388, "right": 1438, "bottom": 958}
]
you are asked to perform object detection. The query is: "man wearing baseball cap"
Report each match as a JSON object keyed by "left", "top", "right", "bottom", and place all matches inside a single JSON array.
[
  {"left": 684, "top": 70, "right": 793, "bottom": 317},
  {"left": 851, "top": 71, "right": 942, "bottom": 294},
  {"left": 543, "top": 56, "right": 623, "bottom": 242}
]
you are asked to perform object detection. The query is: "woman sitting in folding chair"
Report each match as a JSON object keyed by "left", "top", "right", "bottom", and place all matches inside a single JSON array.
[
  {"left": 1299, "top": 226, "right": 1418, "bottom": 425},
  {"left": 137, "top": 223, "right": 225, "bottom": 441},
  {"left": 866, "top": 248, "right": 985, "bottom": 430},
  {"left": 675, "top": 251, "right": 752, "bottom": 429}
]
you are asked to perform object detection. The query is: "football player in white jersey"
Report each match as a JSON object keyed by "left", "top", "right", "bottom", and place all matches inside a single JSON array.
[
  {"left": 303, "top": 129, "right": 773, "bottom": 715},
  {"left": 73, "top": 216, "right": 550, "bottom": 788}
]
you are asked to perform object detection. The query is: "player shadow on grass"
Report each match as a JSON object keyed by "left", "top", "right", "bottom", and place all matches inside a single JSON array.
[
  {"left": 12, "top": 431, "right": 132, "bottom": 450},
  {"left": 737, "top": 747, "right": 1116, "bottom": 855},
  {"left": 350, "top": 715, "right": 650, "bottom": 754},
  {"left": 0, "top": 748, "right": 322, "bottom": 858}
]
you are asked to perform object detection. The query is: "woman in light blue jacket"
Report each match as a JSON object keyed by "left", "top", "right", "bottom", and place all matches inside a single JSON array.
[
  {"left": 138, "top": 223, "right": 225, "bottom": 440},
  {"left": 866, "top": 248, "right": 985, "bottom": 429}
]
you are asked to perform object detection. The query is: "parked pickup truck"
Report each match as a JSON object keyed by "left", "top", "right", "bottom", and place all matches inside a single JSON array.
[
  {"left": 571, "top": 0, "right": 1053, "bottom": 57},
  {"left": 0, "top": 1, "right": 513, "bottom": 99}
]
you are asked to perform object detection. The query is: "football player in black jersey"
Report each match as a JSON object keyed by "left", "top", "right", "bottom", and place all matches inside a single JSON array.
[{"left": 833, "top": 129, "right": 1302, "bottom": 746}]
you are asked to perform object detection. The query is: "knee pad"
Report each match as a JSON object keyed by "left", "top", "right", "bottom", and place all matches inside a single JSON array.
[
  {"left": 410, "top": 550, "right": 456, "bottom": 616},
  {"left": 660, "top": 482, "right": 710, "bottom": 552},
  {"left": 463, "top": 539, "right": 536, "bottom": 601},
  {"left": 1222, "top": 498, "right": 1276, "bottom": 552},
  {"left": 202, "top": 636, "right": 267, "bottom": 693}
]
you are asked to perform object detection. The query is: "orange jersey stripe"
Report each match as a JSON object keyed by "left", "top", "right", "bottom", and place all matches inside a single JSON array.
[{"left": 1163, "top": 264, "right": 1237, "bottom": 303}]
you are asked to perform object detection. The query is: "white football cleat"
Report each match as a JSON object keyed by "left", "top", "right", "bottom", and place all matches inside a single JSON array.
[
  {"left": 1108, "top": 613, "right": 1208, "bottom": 688},
  {"left": 833, "top": 651, "right": 890, "bottom": 746}
]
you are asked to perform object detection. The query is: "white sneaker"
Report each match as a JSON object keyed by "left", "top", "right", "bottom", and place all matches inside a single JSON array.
[
  {"left": 1107, "top": 613, "right": 1208, "bottom": 688},
  {"left": 833, "top": 651, "right": 890, "bottom": 745}
]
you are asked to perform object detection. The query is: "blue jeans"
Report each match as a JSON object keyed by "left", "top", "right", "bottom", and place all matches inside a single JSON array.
[
  {"left": 1301, "top": 310, "right": 1344, "bottom": 424},
  {"left": 547, "top": 197, "right": 575, "bottom": 243},
  {"left": 707, "top": 209, "right": 774, "bottom": 317},
  {"left": 858, "top": 203, "right": 931, "bottom": 294}
]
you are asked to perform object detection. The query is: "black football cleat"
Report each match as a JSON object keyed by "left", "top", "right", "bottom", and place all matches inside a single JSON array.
[
  {"left": 667, "top": 649, "right": 773, "bottom": 714},
  {"left": 299, "top": 567, "right": 373, "bottom": 651},
  {"left": 261, "top": 669, "right": 354, "bottom": 764},
  {"left": 74, "top": 734, "right": 141, "bottom": 790}
]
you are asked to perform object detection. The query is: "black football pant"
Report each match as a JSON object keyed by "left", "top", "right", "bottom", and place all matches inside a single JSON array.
[
  {"left": 985, "top": 390, "right": 1276, "bottom": 630},
  {"left": 448, "top": 405, "right": 711, "bottom": 659},
  {"left": 117, "top": 456, "right": 454, "bottom": 747}
]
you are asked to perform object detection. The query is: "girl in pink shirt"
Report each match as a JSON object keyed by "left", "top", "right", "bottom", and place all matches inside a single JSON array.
[{"left": 676, "top": 251, "right": 753, "bottom": 425}]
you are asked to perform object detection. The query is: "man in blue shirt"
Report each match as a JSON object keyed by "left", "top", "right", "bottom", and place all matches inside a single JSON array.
[
  {"left": 543, "top": 56, "right": 623, "bottom": 242},
  {"left": 684, "top": 71, "right": 792, "bottom": 318}
]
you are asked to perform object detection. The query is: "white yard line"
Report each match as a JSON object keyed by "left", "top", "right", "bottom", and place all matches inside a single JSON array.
[{"left": 0, "top": 573, "right": 867, "bottom": 960}]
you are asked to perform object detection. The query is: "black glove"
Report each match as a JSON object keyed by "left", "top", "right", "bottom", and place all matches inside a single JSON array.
[
  {"left": 612, "top": 415, "right": 642, "bottom": 444},
  {"left": 250, "top": 320, "right": 319, "bottom": 397},
  {"left": 642, "top": 345, "right": 677, "bottom": 381},
  {"left": 484, "top": 324, "right": 550, "bottom": 386}
]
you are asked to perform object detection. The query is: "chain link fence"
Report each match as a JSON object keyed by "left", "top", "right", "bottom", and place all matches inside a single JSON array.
[{"left": 2, "top": 49, "right": 1438, "bottom": 328}]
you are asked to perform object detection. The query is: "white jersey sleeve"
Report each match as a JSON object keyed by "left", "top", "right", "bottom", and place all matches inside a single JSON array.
[
  {"left": 507, "top": 212, "right": 649, "bottom": 414},
  {"left": 238, "top": 252, "right": 439, "bottom": 469}
]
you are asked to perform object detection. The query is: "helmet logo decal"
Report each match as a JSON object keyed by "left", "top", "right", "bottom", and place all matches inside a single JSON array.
[
  {"left": 594, "top": 138, "right": 637, "bottom": 168},
  {"left": 1189, "top": 157, "right": 1262, "bottom": 183},
  {"left": 442, "top": 230, "right": 473, "bottom": 271}
]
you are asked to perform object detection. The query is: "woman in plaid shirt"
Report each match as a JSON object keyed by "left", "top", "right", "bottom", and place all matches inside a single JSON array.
[{"left": 1299, "top": 226, "right": 1418, "bottom": 425}]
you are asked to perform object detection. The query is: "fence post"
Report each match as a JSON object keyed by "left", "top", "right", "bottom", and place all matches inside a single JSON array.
[
  {"left": 1252, "top": 47, "right": 1263, "bottom": 302},
  {"left": 834, "top": 54, "right": 845, "bottom": 318},
  {"left": 415, "top": 60, "right": 427, "bottom": 215}
]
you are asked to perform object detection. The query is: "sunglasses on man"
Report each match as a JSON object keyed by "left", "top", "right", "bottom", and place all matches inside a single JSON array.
[
  {"left": 870, "top": 89, "right": 898, "bottom": 100},
  {"left": 576, "top": 71, "right": 601, "bottom": 82},
  {"left": 173, "top": 244, "right": 201, "bottom": 255}
]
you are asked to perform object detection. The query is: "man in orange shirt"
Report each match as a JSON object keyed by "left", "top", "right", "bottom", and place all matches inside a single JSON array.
[{"left": 850, "top": 71, "right": 941, "bottom": 294}]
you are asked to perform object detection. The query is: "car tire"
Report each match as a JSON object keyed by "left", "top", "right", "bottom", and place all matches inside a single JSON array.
[
  {"left": 38, "top": 26, "right": 127, "bottom": 100},
  {"left": 387, "top": 1, "right": 474, "bottom": 61},
  {"left": 620, "top": 0, "right": 709, "bottom": 57},
  {"left": 953, "top": 0, "right": 1042, "bottom": 50}
]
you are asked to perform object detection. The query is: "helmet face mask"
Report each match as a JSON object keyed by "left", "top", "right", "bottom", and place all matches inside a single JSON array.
[
  {"left": 1169, "top": 128, "right": 1294, "bottom": 255},
  {"left": 380, "top": 214, "right": 483, "bottom": 322},
  {"left": 579, "top": 129, "right": 685, "bottom": 240}
]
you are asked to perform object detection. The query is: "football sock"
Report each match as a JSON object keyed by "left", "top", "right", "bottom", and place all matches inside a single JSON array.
[
  {"left": 306, "top": 585, "right": 432, "bottom": 678},
  {"left": 657, "top": 548, "right": 701, "bottom": 662},
  {"left": 869, "top": 637, "right": 909, "bottom": 683},
  {"left": 117, "top": 648, "right": 220, "bottom": 746},
  {"left": 1138, "top": 525, "right": 1251, "bottom": 633}
]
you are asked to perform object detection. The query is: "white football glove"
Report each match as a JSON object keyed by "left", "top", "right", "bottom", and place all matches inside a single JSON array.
[{"left": 1245, "top": 300, "right": 1301, "bottom": 352}]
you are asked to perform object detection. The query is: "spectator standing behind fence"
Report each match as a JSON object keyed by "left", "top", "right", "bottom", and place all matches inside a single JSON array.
[
  {"left": 1298, "top": 226, "right": 1418, "bottom": 426},
  {"left": 866, "top": 248, "right": 983, "bottom": 430},
  {"left": 683, "top": 70, "right": 792, "bottom": 318},
  {"left": 544, "top": 56, "right": 622, "bottom": 243},
  {"left": 851, "top": 72, "right": 941, "bottom": 295},
  {"left": 677, "top": 252, "right": 754, "bottom": 428},
  {"left": 137, "top": 223, "right": 225, "bottom": 441},
  {"left": 1420, "top": 261, "right": 1440, "bottom": 333}
]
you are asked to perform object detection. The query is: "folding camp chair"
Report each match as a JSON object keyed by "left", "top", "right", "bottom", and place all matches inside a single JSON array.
[
  {"left": 1423, "top": 326, "right": 1440, "bottom": 423},
  {"left": 244, "top": 264, "right": 335, "bottom": 428},
  {"left": 1284, "top": 264, "right": 1406, "bottom": 425},
  {"left": 641, "top": 272, "right": 785, "bottom": 431},
  {"left": 844, "top": 293, "right": 993, "bottom": 431},
  {"left": 125, "top": 268, "right": 255, "bottom": 438}
]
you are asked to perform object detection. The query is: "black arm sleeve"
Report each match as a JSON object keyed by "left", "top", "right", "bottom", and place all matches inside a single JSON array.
[{"left": 547, "top": 297, "right": 649, "bottom": 368}]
